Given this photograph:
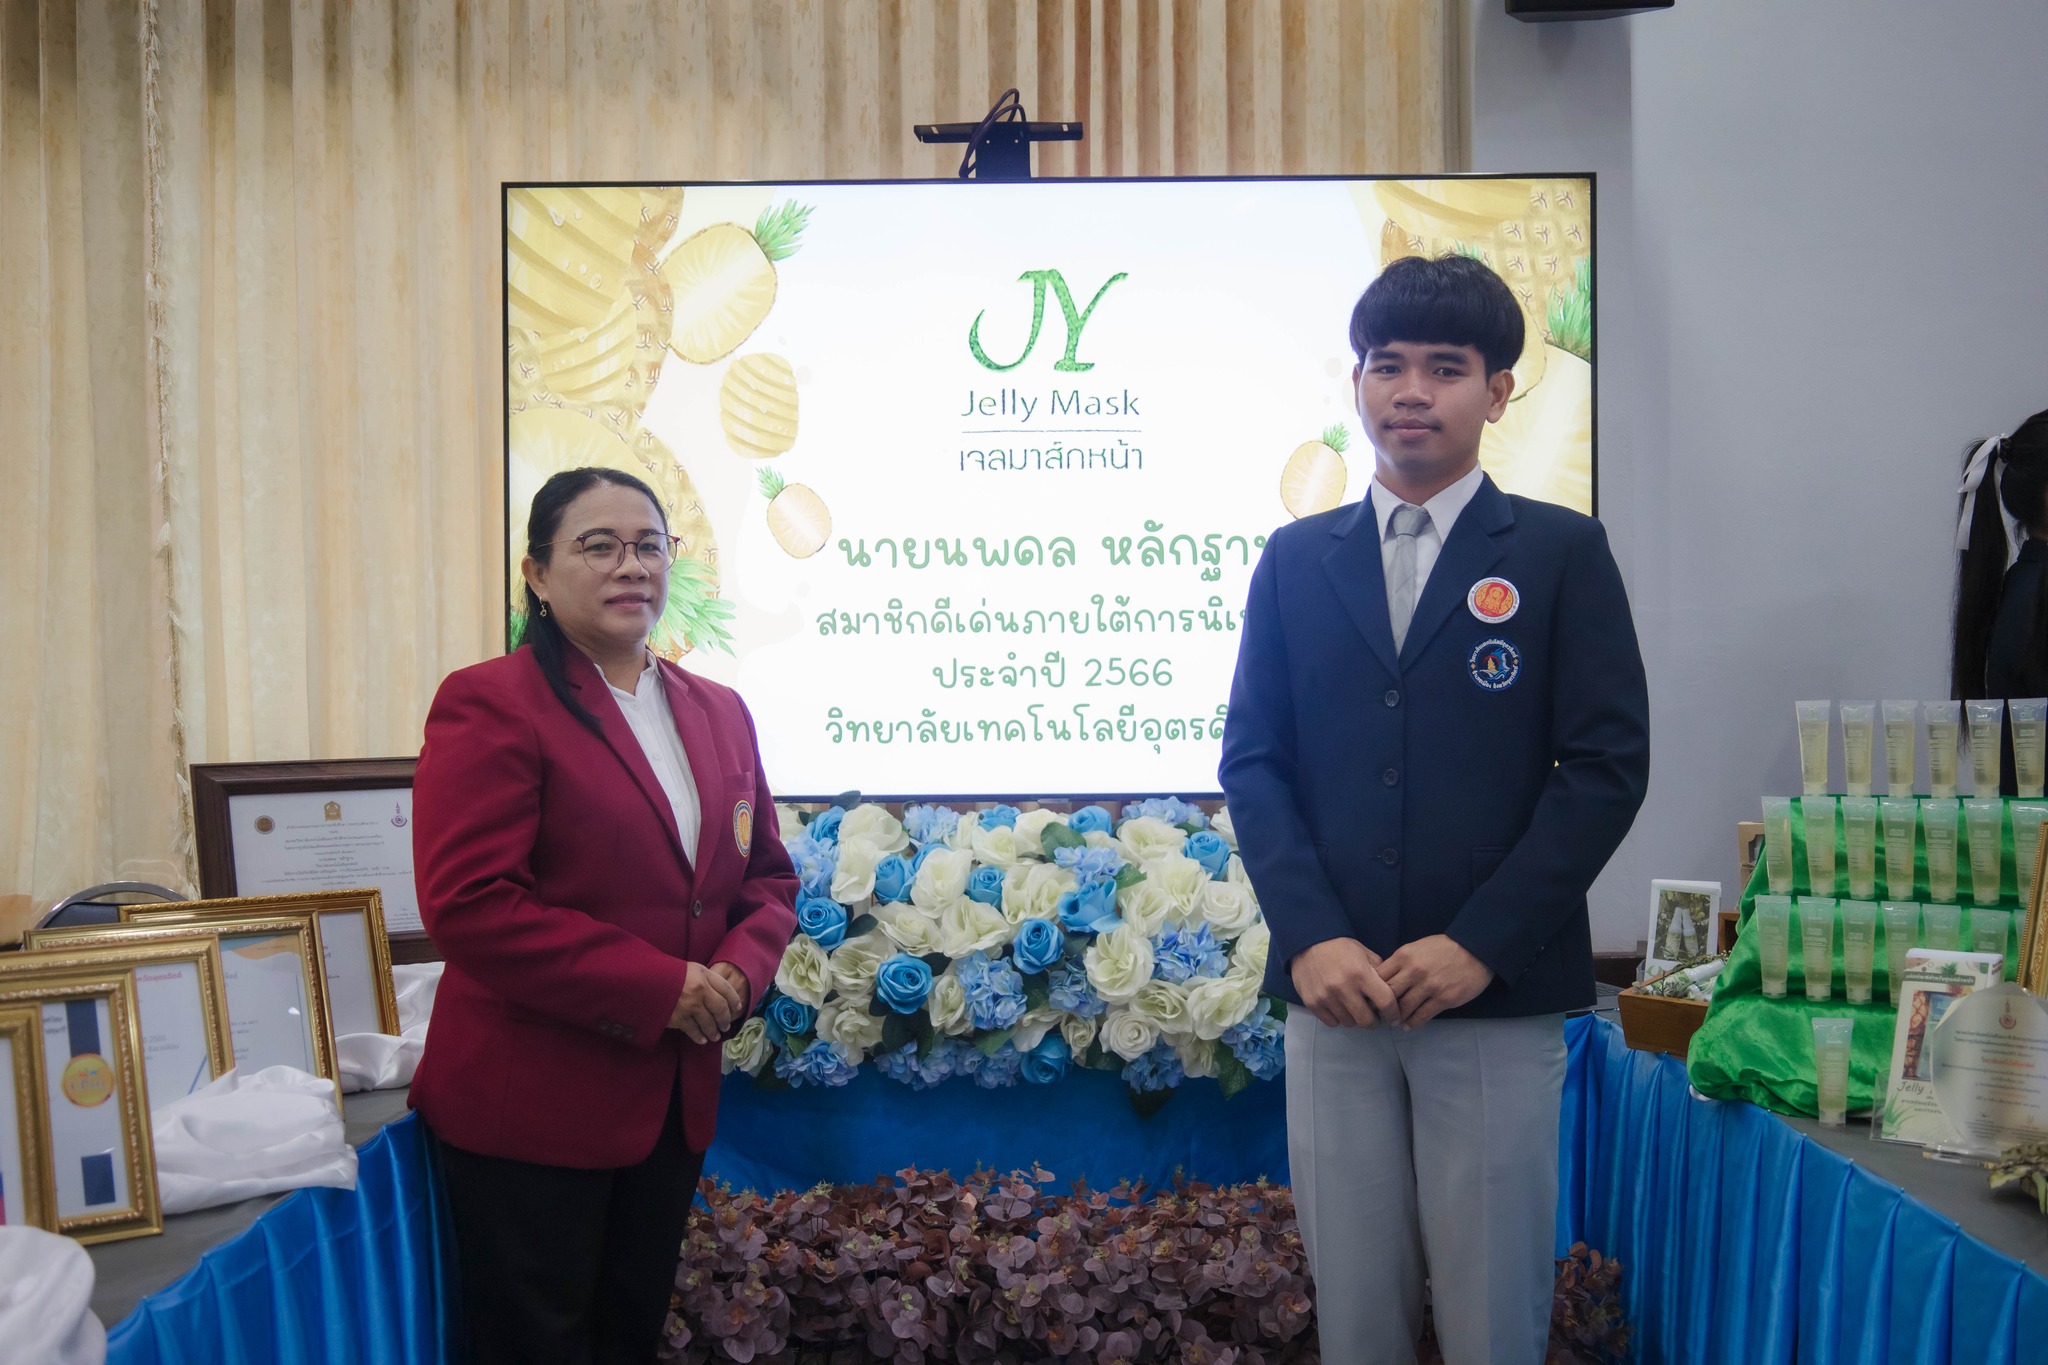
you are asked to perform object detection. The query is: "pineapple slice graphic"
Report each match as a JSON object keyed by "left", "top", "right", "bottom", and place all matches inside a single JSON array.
[
  {"left": 720, "top": 353, "right": 800, "bottom": 458},
  {"left": 757, "top": 467, "right": 831, "bottom": 559},
  {"left": 663, "top": 201, "right": 812, "bottom": 364},
  {"left": 1280, "top": 425, "right": 1350, "bottom": 518}
]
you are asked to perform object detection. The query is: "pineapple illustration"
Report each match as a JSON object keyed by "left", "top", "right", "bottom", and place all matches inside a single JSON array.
[
  {"left": 720, "top": 353, "right": 800, "bottom": 459},
  {"left": 662, "top": 201, "right": 813, "bottom": 364},
  {"left": 1280, "top": 425, "right": 1350, "bottom": 518},
  {"left": 757, "top": 467, "right": 831, "bottom": 559}
]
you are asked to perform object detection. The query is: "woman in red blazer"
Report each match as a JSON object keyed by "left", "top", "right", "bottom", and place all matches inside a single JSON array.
[{"left": 411, "top": 466, "right": 797, "bottom": 1365}]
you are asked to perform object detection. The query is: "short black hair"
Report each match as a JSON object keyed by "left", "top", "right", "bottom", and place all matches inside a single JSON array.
[{"left": 1350, "top": 254, "right": 1526, "bottom": 375}]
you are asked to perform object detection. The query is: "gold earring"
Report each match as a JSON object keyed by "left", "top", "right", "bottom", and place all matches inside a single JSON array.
[{"left": 539, "top": 601, "right": 550, "bottom": 618}]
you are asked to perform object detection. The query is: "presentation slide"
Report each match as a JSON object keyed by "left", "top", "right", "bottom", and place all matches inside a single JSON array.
[{"left": 504, "top": 177, "right": 1593, "bottom": 797}]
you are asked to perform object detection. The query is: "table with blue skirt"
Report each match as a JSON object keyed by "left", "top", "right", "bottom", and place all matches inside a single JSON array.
[{"left": 100, "top": 1013, "right": 2048, "bottom": 1365}]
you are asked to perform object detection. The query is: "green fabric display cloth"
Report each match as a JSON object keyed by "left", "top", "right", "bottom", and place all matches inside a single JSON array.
[{"left": 1686, "top": 795, "right": 2027, "bottom": 1117}]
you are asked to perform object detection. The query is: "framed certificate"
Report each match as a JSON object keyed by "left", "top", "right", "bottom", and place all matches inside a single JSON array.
[
  {"left": 189, "top": 757, "right": 438, "bottom": 963},
  {"left": 2023, "top": 832, "right": 2048, "bottom": 993},
  {"left": 125, "top": 890, "right": 400, "bottom": 1038},
  {"left": 0, "top": 938, "right": 234, "bottom": 1108},
  {"left": 0, "top": 970, "right": 161, "bottom": 1244},
  {"left": 0, "top": 1005, "right": 51, "bottom": 1232},
  {"left": 30, "top": 914, "right": 338, "bottom": 1087}
]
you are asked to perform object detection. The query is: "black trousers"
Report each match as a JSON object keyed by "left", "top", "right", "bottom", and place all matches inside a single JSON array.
[{"left": 431, "top": 1086, "right": 703, "bottom": 1365}]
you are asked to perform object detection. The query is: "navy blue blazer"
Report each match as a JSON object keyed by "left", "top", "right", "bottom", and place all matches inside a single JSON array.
[{"left": 1219, "top": 474, "right": 1649, "bottom": 1019}]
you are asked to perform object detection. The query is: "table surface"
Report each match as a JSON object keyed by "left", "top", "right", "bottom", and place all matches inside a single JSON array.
[{"left": 88, "top": 1087, "right": 415, "bottom": 1327}]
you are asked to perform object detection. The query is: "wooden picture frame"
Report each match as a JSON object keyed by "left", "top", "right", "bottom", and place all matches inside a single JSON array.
[
  {"left": 189, "top": 758, "right": 437, "bottom": 963},
  {"left": 29, "top": 914, "right": 338, "bottom": 1087},
  {"left": 125, "top": 890, "right": 400, "bottom": 1038},
  {"left": 0, "top": 970, "right": 161, "bottom": 1244},
  {"left": 0, "top": 937, "right": 234, "bottom": 1109},
  {"left": 0, "top": 1004, "right": 52, "bottom": 1233}
]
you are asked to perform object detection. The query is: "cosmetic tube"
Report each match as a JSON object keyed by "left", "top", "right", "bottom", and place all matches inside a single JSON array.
[
  {"left": 1756, "top": 895, "right": 1793, "bottom": 999},
  {"left": 1923, "top": 901, "right": 1961, "bottom": 951},
  {"left": 1812, "top": 1018, "right": 1854, "bottom": 1127},
  {"left": 1841, "top": 796, "right": 1878, "bottom": 899},
  {"left": 1967, "top": 700, "right": 2006, "bottom": 795},
  {"left": 1803, "top": 797, "right": 1838, "bottom": 896},
  {"left": 1881, "top": 902, "right": 1919, "bottom": 1001},
  {"left": 1840, "top": 703, "right": 1875, "bottom": 796},
  {"left": 2010, "top": 698, "right": 2047, "bottom": 799},
  {"left": 1963, "top": 799, "right": 2004, "bottom": 905},
  {"left": 1926, "top": 701, "right": 1961, "bottom": 798},
  {"left": 1800, "top": 898, "right": 1838, "bottom": 1002},
  {"left": 1921, "top": 798, "right": 1959, "bottom": 903},
  {"left": 1840, "top": 901, "right": 1878, "bottom": 1004},
  {"left": 1883, "top": 700, "right": 1919, "bottom": 794},
  {"left": 1880, "top": 797, "right": 1919, "bottom": 900},
  {"left": 1797, "top": 700, "right": 1832, "bottom": 796},
  {"left": 1762, "top": 796, "right": 1798, "bottom": 896},
  {"left": 2013, "top": 801, "right": 2048, "bottom": 906},
  {"left": 1973, "top": 907, "right": 2011, "bottom": 959}
]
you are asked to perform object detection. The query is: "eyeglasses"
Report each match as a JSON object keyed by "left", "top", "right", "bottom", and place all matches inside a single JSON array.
[{"left": 540, "top": 530, "right": 682, "bottom": 574}]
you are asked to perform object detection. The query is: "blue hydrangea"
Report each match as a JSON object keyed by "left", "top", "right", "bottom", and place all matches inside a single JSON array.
[
  {"left": 1046, "top": 961, "right": 1106, "bottom": 1018},
  {"left": 1152, "top": 924, "right": 1230, "bottom": 984},
  {"left": 774, "top": 1039, "right": 859, "bottom": 1088},
  {"left": 874, "top": 1039, "right": 971, "bottom": 1091},
  {"left": 1223, "top": 1004, "right": 1285, "bottom": 1081},
  {"left": 903, "top": 803, "right": 961, "bottom": 847},
  {"left": 954, "top": 950, "right": 1028, "bottom": 1031},
  {"left": 1122, "top": 1040, "right": 1187, "bottom": 1093},
  {"left": 784, "top": 832, "right": 839, "bottom": 900},
  {"left": 1053, "top": 845, "right": 1126, "bottom": 882},
  {"left": 980, "top": 804, "right": 1022, "bottom": 830},
  {"left": 959, "top": 1040, "right": 1025, "bottom": 1089},
  {"left": 1121, "top": 797, "right": 1207, "bottom": 829},
  {"left": 1069, "top": 805, "right": 1114, "bottom": 835}
]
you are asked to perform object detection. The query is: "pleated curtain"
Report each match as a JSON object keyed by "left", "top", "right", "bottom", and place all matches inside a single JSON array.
[{"left": 0, "top": 0, "right": 1456, "bottom": 914}]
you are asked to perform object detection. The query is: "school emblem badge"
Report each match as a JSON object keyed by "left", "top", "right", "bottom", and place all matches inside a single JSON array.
[
  {"left": 1468, "top": 638, "right": 1522, "bottom": 692},
  {"left": 733, "top": 800, "right": 753, "bottom": 857},
  {"left": 1468, "top": 577, "right": 1520, "bottom": 624}
]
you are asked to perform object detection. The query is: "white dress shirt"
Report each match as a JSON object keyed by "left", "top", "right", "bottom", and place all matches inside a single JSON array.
[
  {"left": 1369, "top": 462, "right": 1486, "bottom": 604},
  {"left": 608, "top": 660, "right": 703, "bottom": 862}
]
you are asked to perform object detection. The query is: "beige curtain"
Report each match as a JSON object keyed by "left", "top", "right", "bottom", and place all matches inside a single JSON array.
[{"left": 2, "top": 0, "right": 1453, "bottom": 915}]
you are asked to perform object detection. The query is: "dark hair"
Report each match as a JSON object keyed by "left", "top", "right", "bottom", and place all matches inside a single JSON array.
[
  {"left": 1350, "top": 254, "right": 1526, "bottom": 376},
  {"left": 1950, "top": 409, "right": 2048, "bottom": 699},
  {"left": 523, "top": 466, "right": 667, "bottom": 734}
]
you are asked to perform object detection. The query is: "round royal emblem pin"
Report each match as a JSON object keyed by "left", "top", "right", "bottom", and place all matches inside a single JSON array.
[{"left": 1468, "top": 577, "right": 1520, "bottom": 624}]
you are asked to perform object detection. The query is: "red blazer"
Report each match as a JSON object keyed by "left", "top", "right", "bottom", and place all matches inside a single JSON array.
[{"left": 408, "top": 646, "right": 797, "bottom": 1166}]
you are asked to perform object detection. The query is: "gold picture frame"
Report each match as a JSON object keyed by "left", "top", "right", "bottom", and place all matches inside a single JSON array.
[
  {"left": 0, "top": 970, "right": 161, "bottom": 1244},
  {"left": 0, "top": 1004, "right": 52, "bottom": 1233},
  {"left": 30, "top": 913, "right": 338, "bottom": 1086},
  {"left": 0, "top": 937, "right": 235, "bottom": 1109},
  {"left": 2023, "top": 833, "right": 2048, "bottom": 993},
  {"left": 124, "top": 889, "right": 400, "bottom": 1037}
]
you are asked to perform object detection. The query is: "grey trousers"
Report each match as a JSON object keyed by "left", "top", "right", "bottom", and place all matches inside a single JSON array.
[{"left": 1284, "top": 1011, "right": 1567, "bottom": 1365}]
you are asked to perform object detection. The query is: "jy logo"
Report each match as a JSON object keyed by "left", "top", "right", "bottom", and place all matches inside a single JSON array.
[{"left": 969, "top": 269, "right": 1127, "bottom": 373}]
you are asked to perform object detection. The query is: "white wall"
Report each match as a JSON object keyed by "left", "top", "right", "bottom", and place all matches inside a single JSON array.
[{"left": 1467, "top": 0, "right": 2048, "bottom": 948}]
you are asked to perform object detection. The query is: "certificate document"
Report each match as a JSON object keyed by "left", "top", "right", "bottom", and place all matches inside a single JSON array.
[
  {"left": 1930, "top": 983, "right": 2048, "bottom": 1152},
  {"left": 1879, "top": 948, "right": 2005, "bottom": 1147},
  {"left": 229, "top": 789, "right": 422, "bottom": 933}
]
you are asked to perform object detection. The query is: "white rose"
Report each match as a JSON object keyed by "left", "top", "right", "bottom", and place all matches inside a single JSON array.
[
  {"left": 926, "top": 970, "right": 973, "bottom": 1036},
  {"left": 971, "top": 823, "right": 1028, "bottom": 871},
  {"left": 840, "top": 804, "right": 910, "bottom": 855},
  {"left": 1199, "top": 880, "right": 1262, "bottom": 936},
  {"left": 722, "top": 1017, "right": 771, "bottom": 1075},
  {"left": 777, "top": 804, "right": 807, "bottom": 843},
  {"left": 911, "top": 847, "right": 975, "bottom": 909},
  {"left": 1184, "top": 972, "right": 1262, "bottom": 1040},
  {"left": 1012, "top": 1006, "right": 1066, "bottom": 1052},
  {"left": 1014, "top": 808, "right": 1068, "bottom": 855},
  {"left": 1225, "top": 854, "right": 1254, "bottom": 888},
  {"left": 1084, "top": 922, "right": 1155, "bottom": 1003},
  {"left": 1146, "top": 856, "right": 1211, "bottom": 921},
  {"left": 829, "top": 930, "right": 891, "bottom": 1002},
  {"left": 1211, "top": 807, "right": 1238, "bottom": 851},
  {"left": 875, "top": 904, "right": 945, "bottom": 955},
  {"left": 1083, "top": 830, "right": 1117, "bottom": 851},
  {"left": 774, "top": 935, "right": 831, "bottom": 1007},
  {"left": 831, "top": 837, "right": 882, "bottom": 903},
  {"left": 1228, "top": 921, "right": 1272, "bottom": 981},
  {"left": 937, "top": 898, "right": 1014, "bottom": 958},
  {"left": 1116, "top": 877, "right": 1180, "bottom": 937},
  {"left": 944, "top": 810, "right": 983, "bottom": 851},
  {"left": 1100, "top": 1007, "right": 1160, "bottom": 1061},
  {"left": 1117, "top": 816, "right": 1188, "bottom": 864},
  {"left": 1131, "top": 980, "right": 1190, "bottom": 1036},
  {"left": 1174, "top": 1036, "right": 1219, "bottom": 1079},
  {"left": 816, "top": 999, "right": 886, "bottom": 1057},
  {"left": 1003, "top": 862, "right": 1077, "bottom": 925},
  {"left": 1060, "top": 1013, "right": 1099, "bottom": 1056}
]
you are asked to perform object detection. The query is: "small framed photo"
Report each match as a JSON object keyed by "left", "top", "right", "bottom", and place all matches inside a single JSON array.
[
  {"left": 31, "top": 913, "right": 338, "bottom": 1087},
  {"left": 1647, "top": 879, "right": 1722, "bottom": 974},
  {"left": 0, "top": 970, "right": 161, "bottom": 1244},
  {"left": 126, "top": 890, "right": 400, "bottom": 1038},
  {"left": 0, "top": 1005, "right": 52, "bottom": 1232},
  {"left": 0, "top": 937, "right": 234, "bottom": 1109}
]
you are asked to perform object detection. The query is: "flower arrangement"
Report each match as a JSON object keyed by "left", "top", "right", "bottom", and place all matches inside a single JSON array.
[{"left": 725, "top": 799, "right": 1284, "bottom": 1105}]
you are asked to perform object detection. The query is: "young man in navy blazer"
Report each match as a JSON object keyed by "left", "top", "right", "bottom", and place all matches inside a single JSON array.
[{"left": 1220, "top": 255, "right": 1649, "bottom": 1365}]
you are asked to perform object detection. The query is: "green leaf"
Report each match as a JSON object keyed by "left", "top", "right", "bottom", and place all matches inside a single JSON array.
[
  {"left": 974, "top": 1028, "right": 1014, "bottom": 1057},
  {"left": 919, "top": 952, "right": 951, "bottom": 974},
  {"left": 1023, "top": 977, "right": 1051, "bottom": 1013},
  {"left": 847, "top": 913, "right": 879, "bottom": 937},
  {"left": 752, "top": 200, "right": 814, "bottom": 262},
  {"left": 916, "top": 1024, "right": 941, "bottom": 1060},
  {"left": 757, "top": 466, "right": 786, "bottom": 501},
  {"left": 1320, "top": 424, "right": 1349, "bottom": 454},
  {"left": 880, "top": 1011, "right": 918, "bottom": 1055},
  {"left": 752, "top": 1070, "right": 791, "bottom": 1092},
  {"left": 1038, "top": 823, "right": 1087, "bottom": 857},
  {"left": 1084, "top": 1042, "right": 1122, "bottom": 1072},
  {"left": 1127, "top": 1086, "right": 1173, "bottom": 1120},
  {"left": 867, "top": 996, "right": 889, "bottom": 1018},
  {"left": 1177, "top": 821, "right": 1205, "bottom": 836},
  {"left": 1266, "top": 997, "right": 1288, "bottom": 1022},
  {"left": 1114, "top": 865, "right": 1148, "bottom": 892},
  {"left": 1215, "top": 1049, "right": 1253, "bottom": 1101}
]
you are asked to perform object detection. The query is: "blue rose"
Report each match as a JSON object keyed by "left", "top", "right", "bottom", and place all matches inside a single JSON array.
[
  {"left": 1012, "top": 917, "right": 1066, "bottom": 974},
  {"left": 765, "top": 993, "right": 816, "bottom": 1038},
  {"left": 908, "top": 843, "right": 941, "bottom": 877},
  {"left": 796, "top": 896, "right": 849, "bottom": 949},
  {"left": 1021, "top": 1033, "right": 1072, "bottom": 1085},
  {"left": 875, "top": 953, "right": 935, "bottom": 1014},
  {"left": 808, "top": 806, "right": 845, "bottom": 843},
  {"left": 1056, "top": 878, "right": 1121, "bottom": 935},
  {"left": 981, "top": 803, "right": 1022, "bottom": 830},
  {"left": 967, "top": 864, "right": 1007, "bottom": 907},
  {"left": 1185, "top": 830, "right": 1231, "bottom": 879},
  {"left": 873, "top": 853, "right": 914, "bottom": 904},
  {"left": 1069, "top": 805, "right": 1113, "bottom": 835}
]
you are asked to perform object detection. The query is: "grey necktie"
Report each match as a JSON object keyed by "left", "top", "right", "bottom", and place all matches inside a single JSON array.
[{"left": 1386, "top": 502, "right": 1431, "bottom": 652}]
